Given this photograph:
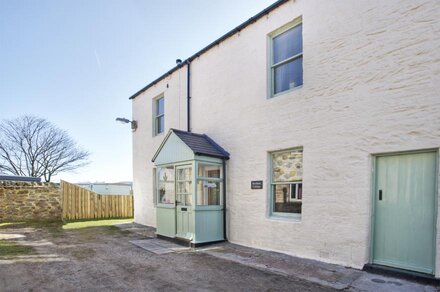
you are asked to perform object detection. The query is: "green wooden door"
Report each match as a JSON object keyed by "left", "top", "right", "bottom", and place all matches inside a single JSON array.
[
  {"left": 373, "top": 151, "right": 437, "bottom": 274},
  {"left": 175, "top": 165, "right": 193, "bottom": 239}
]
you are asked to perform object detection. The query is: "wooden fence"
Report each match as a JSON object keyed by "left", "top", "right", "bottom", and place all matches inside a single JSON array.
[{"left": 61, "top": 180, "right": 133, "bottom": 220}]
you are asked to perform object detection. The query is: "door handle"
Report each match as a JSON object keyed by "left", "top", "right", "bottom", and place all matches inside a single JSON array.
[{"left": 379, "top": 190, "right": 383, "bottom": 201}]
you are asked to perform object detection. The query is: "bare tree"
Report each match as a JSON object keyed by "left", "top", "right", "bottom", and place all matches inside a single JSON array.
[{"left": 0, "top": 116, "right": 90, "bottom": 182}]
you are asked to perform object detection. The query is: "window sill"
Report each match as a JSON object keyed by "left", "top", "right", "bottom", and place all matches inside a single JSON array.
[
  {"left": 267, "top": 214, "right": 302, "bottom": 222},
  {"left": 153, "top": 132, "right": 165, "bottom": 138},
  {"left": 268, "top": 85, "right": 303, "bottom": 99},
  {"left": 194, "top": 205, "right": 223, "bottom": 211},
  {"left": 156, "top": 204, "right": 175, "bottom": 209}
]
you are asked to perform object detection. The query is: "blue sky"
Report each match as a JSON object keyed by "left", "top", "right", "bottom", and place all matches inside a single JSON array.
[{"left": 0, "top": 0, "right": 274, "bottom": 183}]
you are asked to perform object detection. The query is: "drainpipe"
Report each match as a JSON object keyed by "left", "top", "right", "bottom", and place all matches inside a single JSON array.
[
  {"left": 223, "top": 158, "right": 227, "bottom": 241},
  {"left": 186, "top": 60, "right": 191, "bottom": 132}
]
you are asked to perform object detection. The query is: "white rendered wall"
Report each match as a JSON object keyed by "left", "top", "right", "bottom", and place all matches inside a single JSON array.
[{"left": 132, "top": 0, "right": 440, "bottom": 273}]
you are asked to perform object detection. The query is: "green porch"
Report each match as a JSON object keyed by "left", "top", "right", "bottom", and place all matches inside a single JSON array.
[{"left": 152, "top": 129, "right": 229, "bottom": 246}]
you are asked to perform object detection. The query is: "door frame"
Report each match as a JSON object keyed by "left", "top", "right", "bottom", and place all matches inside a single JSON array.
[{"left": 369, "top": 148, "right": 439, "bottom": 275}]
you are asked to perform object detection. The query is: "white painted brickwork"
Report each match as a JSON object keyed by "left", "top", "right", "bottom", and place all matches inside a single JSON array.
[{"left": 132, "top": 0, "right": 440, "bottom": 273}]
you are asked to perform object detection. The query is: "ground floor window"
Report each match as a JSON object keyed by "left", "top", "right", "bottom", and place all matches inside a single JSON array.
[
  {"left": 157, "top": 166, "right": 175, "bottom": 204},
  {"left": 270, "top": 148, "right": 303, "bottom": 216}
]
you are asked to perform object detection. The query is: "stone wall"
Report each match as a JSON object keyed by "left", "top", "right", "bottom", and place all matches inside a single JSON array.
[{"left": 0, "top": 181, "right": 62, "bottom": 222}]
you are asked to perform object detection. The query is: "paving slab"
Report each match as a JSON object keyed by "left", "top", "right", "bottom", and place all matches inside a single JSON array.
[{"left": 130, "top": 238, "right": 190, "bottom": 255}]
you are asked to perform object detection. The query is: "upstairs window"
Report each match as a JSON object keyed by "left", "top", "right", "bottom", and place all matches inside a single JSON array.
[
  {"left": 154, "top": 96, "right": 164, "bottom": 136},
  {"left": 270, "top": 19, "right": 303, "bottom": 96}
]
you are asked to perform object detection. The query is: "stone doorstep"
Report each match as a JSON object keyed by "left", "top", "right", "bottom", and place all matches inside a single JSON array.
[
  {"left": 130, "top": 239, "right": 191, "bottom": 255},
  {"left": 199, "top": 243, "right": 439, "bottom": 292}
]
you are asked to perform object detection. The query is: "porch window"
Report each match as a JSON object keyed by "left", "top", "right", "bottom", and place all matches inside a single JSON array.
[
  {"left": 270, "top": 148, "right": 303, "bottom": 216},
  {"left": 197, "top": 163, "right": 222, "bottom": 206},
  {"left": 176, "top": 166, "right": 192, "bottom": 206},
  {"left": 157, "top": 166, "right": 174, "bottom": 204},
  {"left": 270, "top": 19, "right": 303, "bottom": 96},
  {"left": 154, "top": 96, "right": 164, "bottom": 136}
]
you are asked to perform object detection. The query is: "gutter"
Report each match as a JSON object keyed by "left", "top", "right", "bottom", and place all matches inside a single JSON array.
[
  {"left": 128, "top": 0, "right": 289, "bottom": 100},
  {"left": 186, "top": 60, "right": 191, "bottom": 132},
  {"left": 223, "top": 158, "right": 227, "bottom": 241}
]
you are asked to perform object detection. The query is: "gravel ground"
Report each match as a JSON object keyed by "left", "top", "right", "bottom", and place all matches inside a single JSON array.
[{"left": 0, "top": 221, "right": 336, "bottom": 292}]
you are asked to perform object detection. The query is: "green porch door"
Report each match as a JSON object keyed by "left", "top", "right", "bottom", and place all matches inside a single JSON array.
[
  {"left": 373, "top": 151, "right": 437, "bottom": 274},
  {"left": 175, "top": 165, "right": 193, "bottom": 240}
]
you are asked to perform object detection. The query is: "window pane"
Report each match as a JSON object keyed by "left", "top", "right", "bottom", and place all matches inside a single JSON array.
[
  {"left": 177, "top": 182, "right": 191, "bottom": 194},
  {"left": 272, "top": 149, "right": 303, "bottom": 182},
  {"left": 197, "top": 181, "right": 221, "bottom": 205},
  {"left": 177, "top": 167, "right": 192, "bottom": 181},
  {"left": 290, "top": 183, "right": 303, "bottom": 200},
  {"left": 156, "top": 97, "right": 164, "bottom": 115},
  {"left": 273, "top": 184, "right": 301, "bottom": 214},
  {"left": 156, "top": 115, "right": 164, "bottom": 134},
  {"left": 185, "top": 193, "right": 193, "bottom": 206},
  {"left": 274, "top": 57, "right": 303, "bottom": 94},
  {"left": 273, "top": 23, "right": 302, "bottom": 64},
  {"left": 198, "top": 164, "right": 221, "bottom": 178},
  {"left": 157, "top": 166, "right": 174, "bottom": 204},
  {"left": 176, "top": 194, "right": 191, "bottom": 205}
]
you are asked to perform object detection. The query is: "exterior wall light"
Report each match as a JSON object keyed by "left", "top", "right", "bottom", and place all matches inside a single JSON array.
[{"left": 116, "top": 117, "right": 137, "bottom": 131}]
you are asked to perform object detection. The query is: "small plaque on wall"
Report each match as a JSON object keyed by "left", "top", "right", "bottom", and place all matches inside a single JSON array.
[{"left": 251, "top": 180, "right": 263, "bottom": 189}]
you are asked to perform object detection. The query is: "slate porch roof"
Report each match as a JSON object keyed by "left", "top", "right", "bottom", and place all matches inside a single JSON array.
[{"left": 152, "top": 129, "right": 230, "bottom": 162}]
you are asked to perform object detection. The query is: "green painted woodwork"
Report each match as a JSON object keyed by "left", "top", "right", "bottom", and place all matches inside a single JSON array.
[
  {"left": 176, "top": 206, "right": 194, "bottom": 239},
  {"left": 194, "top": 209, "right": 224, "bottom": 243},
  {"left": 195, "top": 155, "right": 223, "bottom": 164},
  {"left": 373, "top": 151, "right": 437, "bottom": 274},
  {"left": 175, "top": 164, "right": 195, "bottom": 239},
  {"left": 154, "top": 133, "right": 194, "bottom": 166},
  {"left": 153, "top": 135, "right": 225, "bottom": 244},
  {"left": 156, "top": 206, "right": 176, "bottom": 238}
]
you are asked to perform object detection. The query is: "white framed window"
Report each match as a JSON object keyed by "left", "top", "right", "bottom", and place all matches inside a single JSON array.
[
  {"left": 269, "top": 18, "right": 303, "bottom": 97},
  {"left": 153, "top": 96, "right": 164, "bottom": 136},
  {"left": 270, "top": 148, "right": 303, "bottom": 218}
]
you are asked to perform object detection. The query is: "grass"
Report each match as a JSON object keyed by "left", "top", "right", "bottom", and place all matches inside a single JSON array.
[
  {"left": 0, "top": 241, "right": 35, "bottom": 257},
  {"left": 0, "top": 218, "right": 133, "bottom": 258},
  {"left": 63, "top": 218, "right": 133, "bottom": 230},
  {"left": 0, "top": 218, "right": 133, "bottom": 230},
  {"left": 0, "top": 222, "right": 26, "bottom": 228}
]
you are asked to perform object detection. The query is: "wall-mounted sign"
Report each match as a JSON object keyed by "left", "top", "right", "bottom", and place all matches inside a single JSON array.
[{"left": 251, "top": 180, "right": 263, "bottom": 189}]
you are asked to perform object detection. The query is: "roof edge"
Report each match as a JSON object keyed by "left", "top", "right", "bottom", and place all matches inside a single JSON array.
[
  {"left": 129, "top": 0, "right": 289, "bottom": 100},
  {"left": 202, "top": 134, "right": 230, "bottom": 159},
  {"left": 151, "top": 129, "right": 174, "bottom": 162}
]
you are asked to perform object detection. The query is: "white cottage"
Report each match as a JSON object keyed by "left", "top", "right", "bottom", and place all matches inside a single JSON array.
[{"left": 129, "top": 0, "right": 440, "bottom": 277}]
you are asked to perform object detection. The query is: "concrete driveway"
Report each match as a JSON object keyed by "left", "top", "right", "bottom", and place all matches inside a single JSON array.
[{"left": 0, "top": 221, "right": 437, "bottom": 291}]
